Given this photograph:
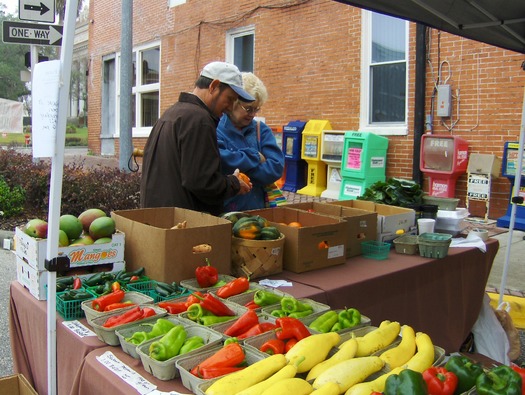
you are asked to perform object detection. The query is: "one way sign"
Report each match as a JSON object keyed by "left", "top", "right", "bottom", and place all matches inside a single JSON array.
[{"left": 2, "top": 21, "right": 63, "bottom": 46}]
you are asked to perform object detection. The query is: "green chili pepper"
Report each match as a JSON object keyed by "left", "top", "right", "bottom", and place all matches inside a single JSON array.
[
  {"left": 126, "top": 318, "right": 176, "bottom": 345},
  {"left": 270, "top": 309, "right": 287, "bottom": 318},
  {"left": 338, "top": 308, "right": 361, "bottom": 329},
  {"left": 445, "top": 355, "right": 484, "bottom": 394},
  {"left": 330, "top": 322, "right": 343, "bottom": 332},
  {"left": 309, "top": 310, "right": 339, "bottom": 333},
  {"left": 476, "top": 365, "right": 522, "bottom": 395},
  {"left": 280, "top": 297, "right": 312, "bottom": 313},
  {"left": 224, "top": 337, "right": 239, "bottom": 345},
  {"left": 253, "top": 290, "right": 283, "bottom": 306},
  {"left": 200, "top": 315, "right": 235, "bottom": 326},
  {"left": 179, "top": 336, "right": 204, "bottom": 355},
  {"left": 149, "top": 325, "right": 186, "bottom": 361},
  {"left": 186, "top": 303, "right": 206, "bottom": 321},
  {"left": 288, "top": 308, "right": 313, "bottom": 319},
  {"left": 59, "top": 290, "right": 92, "bottom": 301},
  {"left": 384, "top": 368, "right": 428, "bottom": 395}
]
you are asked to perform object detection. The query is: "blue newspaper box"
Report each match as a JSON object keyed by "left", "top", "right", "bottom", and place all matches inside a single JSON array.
[{"left": 282, "top": 120, "right": 307, "bottom": 192}]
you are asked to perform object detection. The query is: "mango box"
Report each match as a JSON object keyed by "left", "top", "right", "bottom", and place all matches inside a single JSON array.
[
  {"left": 286, "top": 202, "right": 377, "bottom": 258},
  {"left": 14, "top": 227, "right": 125, "bottom": 271},
  {"left": 111, "top": 208, "right": 232, "bottom": 283},
  {"left": 0, "top": 374, "right": 38, "bottom": 395},
  {"left": 328, "top": 200, "right": 416, "bottom": 239},
  {"left": 246, "top": 207, "right": 346, "bottom": 273}
]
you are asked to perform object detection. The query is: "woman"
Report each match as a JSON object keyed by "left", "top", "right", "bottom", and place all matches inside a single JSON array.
[{"left": 217, "top": 72, "right": 285, "bottom": 211}]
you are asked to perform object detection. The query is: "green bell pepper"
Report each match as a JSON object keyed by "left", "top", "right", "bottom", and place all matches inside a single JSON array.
[
  {"left": 253, "top": 290, "right": 283, "bottom": 306},
  {"left": 309, "top": 310, "right": 339, "bottom": 333},
  {"left": 476, "top": 365, "right": 522, "bottom": 395},
  {"left": 445, "top": 355, "right": 484, "bottom": 394},
  {"left": 280, "top": 297, "right": 312, "bottom": 313},
  {"left": 384, "top": 368, "right": 428, "bottom": 395},
  {"left": 179, "top": 335, "right": 204, "bottom": 355},
  {"left": 338, "top": 308, "right": 361, "bottom": 328},
  {"left": 149, "top": 325, "right": 186, "bottom": 361}
]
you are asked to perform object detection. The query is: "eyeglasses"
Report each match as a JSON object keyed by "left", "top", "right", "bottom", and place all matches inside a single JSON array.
[{"left": 238, "top": 103, "right": 261, "bottom": 115}]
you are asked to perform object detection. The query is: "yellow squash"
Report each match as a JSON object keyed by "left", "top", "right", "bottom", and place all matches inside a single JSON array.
[
  {"left": 260, "top": 377, "right": 313, "bottom": 395},
  {"left": 355, "top": 320, "right": 401, "bottom": 357},
  {"left": 312, "top": 355, "right": 385, "bottom": 393},
  {"left": 345, "top": 366, "right": 404, "bottom": 395},
  {"left": 285, "top": 332, "right": 340, "bottom": 374},
  {"left": 235, "top": 364, "right": 298, "bottom": 395},
  {"left": 306, "top": 337, "right": 358, "bottom": 381},
  {"left": 379, "top": 324, "right": 416, "bottom": 369},
  {"left": 205, "top": 354, "right": 287, "bottom": 395},
  {"left": 404, "top": 332, "right": 435, "bottom": 372},
  {"left": 310, "top": 382, "right": 340, "bottom": 395}
]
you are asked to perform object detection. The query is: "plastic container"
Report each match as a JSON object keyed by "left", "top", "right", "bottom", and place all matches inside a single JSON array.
[
  {"left": 81, "top": 291, "right": 155, "bottom": 326},
  {"left": 180, "top": 274, "right": 236, "bottom": 292},
  {"left": 260, "top": 297, "right": 330, "bottom": 322},
  {"left": 422, "top": 195, "right": 460, "bottom": 211},
  {"left": 301, "top": 309, "right": 371, "bottom": 334},
  {"left": 420, "top": 204, "right": 438, "bottom": 219},
  {"left": 56, "top": 287, "right": 95, "bottom": 320},
  {"left": 137, "top": 325, "right": 223, "bottom": 380},
  {"left": 115, "top": 316, "right": 188, "bottom": 359},
  {"left": 435, "top": 208, "right": 469, "bottom": 236},
  {"left": 392, "top": 235, "right": 419, "bottom": 255},
  {"left": 126, "top": 280, "right": 190, "bottom": 302},
  {"left": 89, "top": 305, "right": 167, "bottom": 346},
  {"left": 418, "top": 233, "right": 452, "bottom": 259},
  {"left": 176, "top": 344, "right": 266, "bottom": 394},
  {"left": 360, "top": 241, "right": 391, "bottom": 260}
]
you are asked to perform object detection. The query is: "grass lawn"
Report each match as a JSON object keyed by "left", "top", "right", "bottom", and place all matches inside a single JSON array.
[{"left": 0, "top": 127, "right": 88, "bottom": 146}]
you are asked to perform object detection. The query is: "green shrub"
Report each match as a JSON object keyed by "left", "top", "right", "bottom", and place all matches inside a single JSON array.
[
  {"left": 0, "top": 177, "right": 26, "bottom": 218},
  {"left": 0, "top": 149, "right": 141, "bottom": 219}
]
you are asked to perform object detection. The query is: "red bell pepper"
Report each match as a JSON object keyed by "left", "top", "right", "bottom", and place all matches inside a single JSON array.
[
  {"left": 259, "top": 338, "right": 285, "bottom": 355},
  {"left": 216, "top": 277, "right": 250, "bottom": 298},
  {"left": 158, "top": 301, "right": 189, "bottom": 314},
  {"left": 275, "top": 317, "right": 311, "bottom": 341},
  {"left": 190, "top": 342, "right": 245, "bottom": 376},
  {"left": 91, "top": 289, "right": 125, "bottom": 312},
  {"left": 196, "top": 292, "right": 235, "bottom": 316},
  {"left": 284, "top": 338, "right": 298, "bottom": 352},
  {"left": 195, "top": 258, "right": 219, "bottom": 288},
  {"left": 224, "top": 309, "right": 259, "bottom": 337},
  {"left": 511, "top": 364, "right": 525, "bottom": 394},
  {"left": 422, "top": 366, "right": 458, "bottom": 395},
  {"left": 197, "top": 366, "right": 245, "bottom": 379},
  {"left": 236, "top": 322, "right": 278, "bottom": 340}
]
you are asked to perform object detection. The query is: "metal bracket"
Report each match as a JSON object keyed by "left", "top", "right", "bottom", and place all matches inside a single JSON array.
[{"left": 44, "top": 255, "right": 70, "bottom": 273}]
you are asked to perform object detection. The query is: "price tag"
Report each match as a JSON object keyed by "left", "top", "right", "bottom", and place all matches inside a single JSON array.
[
  {"left": 97, "top": 351, "right": 157, "bottom": 395},
  {"left": 62, "top": 320, "right": 96, "bottom": 338}
]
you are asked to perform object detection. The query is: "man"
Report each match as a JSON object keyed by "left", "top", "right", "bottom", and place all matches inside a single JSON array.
[{"left": 140, "top": 61, "right": 253, "bottom": 215}]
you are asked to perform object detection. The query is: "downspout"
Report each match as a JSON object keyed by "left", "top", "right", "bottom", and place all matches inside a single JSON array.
[{"left": 413, "top": 23, "right": 426, "bottom": 184}]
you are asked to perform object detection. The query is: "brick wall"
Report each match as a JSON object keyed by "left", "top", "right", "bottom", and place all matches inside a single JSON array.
[{"left": 87, "top": 0, "right": 525, "bottom": 219}]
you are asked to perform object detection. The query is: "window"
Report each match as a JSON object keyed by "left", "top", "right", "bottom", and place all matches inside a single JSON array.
[
  {"left": 226, "top": 26, "right": 255, "bottom": 72},
  {"left": 116, "top": 43, "right": 160, "bottom": 137},
  {"left": 360, "top": 11, "right": 408, "bottom": 135}
]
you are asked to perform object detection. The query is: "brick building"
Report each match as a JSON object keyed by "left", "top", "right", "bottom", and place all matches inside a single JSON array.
[{"left": 87, "top": 0, "right": 525, "bottom": 219}]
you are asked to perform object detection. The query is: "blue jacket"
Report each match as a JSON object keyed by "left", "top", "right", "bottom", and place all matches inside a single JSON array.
[{"left": 217, "top": 115, "right": 285, "bottom": 211}]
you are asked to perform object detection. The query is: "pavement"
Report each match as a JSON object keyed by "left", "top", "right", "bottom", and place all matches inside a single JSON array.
[{"left": 0, "top": 149, "right": 524, "bottom": 378}]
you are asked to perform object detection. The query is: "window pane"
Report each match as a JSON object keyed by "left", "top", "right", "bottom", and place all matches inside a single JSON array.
[
  {"left": 131, "top": 94, "right": 136, "bottom": 128},
  {"left": 372, "top": 13, "right": 405, "bottom": 63},
  {"left": 233, "top": 35, "right": 254, "bottom": 72},
  {"left": 132, "top": 51, "right": 136, "bottom": 88},
  {"left": 141, "top": 91, "right": 159, "bottom": 127},
  {"left": 141, "top": 47, "right": 160, "bottom": 85},
  {"left": 370, "top": 63, "right": 406, "bottom": 123}
]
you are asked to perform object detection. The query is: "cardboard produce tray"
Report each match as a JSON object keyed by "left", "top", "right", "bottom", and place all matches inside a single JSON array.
[{"left": 136, "top": 325, "right": 224, "bottom": 381}]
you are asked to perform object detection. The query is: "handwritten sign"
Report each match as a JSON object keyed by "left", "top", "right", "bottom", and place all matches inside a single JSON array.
[
  {"left": 61, "top": 320, "right": 96, "bottom": 338},
  {"left": 32, "top": 60, "right": 60, "bottom": 158}
]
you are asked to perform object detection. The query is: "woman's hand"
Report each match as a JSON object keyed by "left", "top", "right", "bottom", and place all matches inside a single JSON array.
[{"left": 233, "top": 169, "right": 252, "bottom": 195}]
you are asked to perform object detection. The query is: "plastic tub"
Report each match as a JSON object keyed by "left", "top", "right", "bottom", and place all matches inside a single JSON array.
[
  {"left": 361, "top": 241, "right": 391, "bottom": 260},
  {"left": 418, "top": 232, "right": 452, "bottom": 259}
]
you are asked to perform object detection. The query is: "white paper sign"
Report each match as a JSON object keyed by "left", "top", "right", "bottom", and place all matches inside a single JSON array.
[
  {"left": 32, "top": 59, "right": 60, "bottom": 158},
  {"left": 258, "top": 279, "right": 293, "bottom": 287},
  {"left": 97, "top": 351, "right": 157, "bottom": 395},
  {"left": 61, "top": 320, "right": 96, "bottom": 338}
]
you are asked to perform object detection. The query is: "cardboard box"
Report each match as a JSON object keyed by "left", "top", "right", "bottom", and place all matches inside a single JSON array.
[
  {"left": 328, "top": 200, "right": 416, "bottom": 240},
  {"left": 112, "top": 208, "right": 232, "bottom": 283},
  {"left": 0, "top": 374, "right": 38, "bottom": 395},
  {"left": 247, "top": 207, "right": 346, "bottom": 273},
  {"left": 15, "top": 227, "right": 125, "bottom": 271},
  {"left": 285, "top": 202, "right": 377, "bottom": 258},
  {"left": 16, "top": 255, "right": 125, "bottom": 300}
]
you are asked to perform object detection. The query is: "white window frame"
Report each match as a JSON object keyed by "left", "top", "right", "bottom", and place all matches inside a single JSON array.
[
  {"left": 359, "top": 10, "right": 409, "bottom": 136},
  {"left": 225, "top": 25, "right": 255, "bottom": 69},
  {"left": 168, "top": 0, "right": 186, "bottom": 8},
  {"left": 116, "top": 41, "right": 161, "bottom": 138}
]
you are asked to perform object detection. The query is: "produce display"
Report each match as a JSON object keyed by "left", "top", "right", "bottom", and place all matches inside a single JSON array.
[
  {"left": 269, "top": 296, "right": 317, "bottom": 319},
  {"left": 309, "top": 308, "right": 362, "bottom": 333},
  {"left": 222, "top": 212, "right": 282, "bottom": 240}
]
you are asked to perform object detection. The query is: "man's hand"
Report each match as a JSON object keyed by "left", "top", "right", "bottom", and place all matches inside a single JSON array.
[{"left": 233, "top": 169, "right": 252, "bottom": 195}]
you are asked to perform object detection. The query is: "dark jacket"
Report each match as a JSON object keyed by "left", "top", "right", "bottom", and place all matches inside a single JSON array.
[
  {"left": 140, "top": 92, "right": 240, "bottom": 216},
  {"left": 217, "top": 115, "right": 285, "bottom": 211}
]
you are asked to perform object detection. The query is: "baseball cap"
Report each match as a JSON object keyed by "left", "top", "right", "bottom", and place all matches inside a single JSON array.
[{"left": 200, "top": 62, "right": 255, "bottom": 102}]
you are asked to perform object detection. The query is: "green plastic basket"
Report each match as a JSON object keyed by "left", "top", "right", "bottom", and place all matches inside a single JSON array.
[
  {"left": 56, "top": 287, "right": 95, "bottom": 320},
  {"left": 360, "top": 241, "right": 390, "bottom": 260},
  {"left": 126, "top": 280, "right": 190, "bottom": 302}
]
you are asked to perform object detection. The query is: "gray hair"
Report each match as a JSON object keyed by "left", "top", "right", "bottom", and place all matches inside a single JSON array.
[{"left": 241, "top": 72, "right": 268, "bottom": 106}]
